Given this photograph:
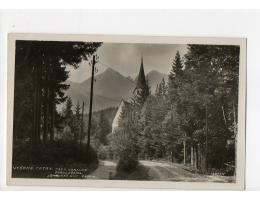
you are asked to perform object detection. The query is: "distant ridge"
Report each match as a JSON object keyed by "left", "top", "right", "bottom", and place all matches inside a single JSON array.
[{"left": 65, "top": 68, "right": 168, "bottom": 111}]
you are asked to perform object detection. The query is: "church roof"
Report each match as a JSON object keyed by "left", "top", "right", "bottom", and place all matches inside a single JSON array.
[
  {"left": 135, "top": 56, "right": 147, "bottom": 89},
  {"left": 112, "top": 99, "right": 131, "bottom": 133}
]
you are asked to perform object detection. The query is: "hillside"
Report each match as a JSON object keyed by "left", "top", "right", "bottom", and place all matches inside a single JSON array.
[
  {"left": 66, "top": 68, "right": 135, "bottom": 111},
  {"left": 66, "top": 68, "right": 168, "bottom": 111}
]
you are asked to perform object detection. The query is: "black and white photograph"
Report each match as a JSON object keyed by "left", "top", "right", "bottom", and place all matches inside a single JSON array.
[{"left": 6, "top": 34, "right": 246, "bottom": 189}]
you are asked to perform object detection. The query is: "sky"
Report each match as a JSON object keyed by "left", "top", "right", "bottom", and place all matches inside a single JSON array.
[{"left": 67, "top": 43, "right": 187, "bottom": 83}]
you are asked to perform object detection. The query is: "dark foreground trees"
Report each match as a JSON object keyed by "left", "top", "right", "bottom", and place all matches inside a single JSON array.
[
  {"left": 13, "top": 40, "right": 101, "bottom": 166},
  {"left": 181, "top": 45, "right": 239, "bottom": 173}
]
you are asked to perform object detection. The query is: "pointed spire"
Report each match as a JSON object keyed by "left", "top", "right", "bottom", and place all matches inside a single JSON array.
[{"left": 136, "top": 56, "right": 147, "bottom": 89}]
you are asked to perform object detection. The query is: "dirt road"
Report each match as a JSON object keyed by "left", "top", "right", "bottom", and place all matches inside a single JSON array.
[
  {"left": 140, "top": 160, "right": 234, "bottom": 182},
  {"left": 88, "top": 160, "right": 234, "bottom": 183}
]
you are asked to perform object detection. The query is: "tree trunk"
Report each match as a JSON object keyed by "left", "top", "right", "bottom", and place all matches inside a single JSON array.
[
  {"left": 32, "top": 66, "right": 38, "bottom": 164},
  {"left": 80, "top": 102, "right": 85, "bottom": 147},
  {"left": 221, "top": 105, "right": 227, "bottom": 125},
  {"left": 205, "top": 103, "right": 208, "bottom": 172},
  {"left": 183, "top": 140, "right": 186, "bottom": 165},
  {"left": 32, "top": 66, "right": 37, "bottom": 140},
  {"left": 200, "top": 143, "right": 207, "bottom": 174},
  {"left": 191, "top": 144, "right": 194, "bottom": 167},
  {"left": 197, "top": 144, "right": 201, "bottom": 170},
  {"left": 43, "top": 64, "right": 49, "bottom": 143},
  {"left": 50, "top": 89, "right": 55, "bottom": 142},
  {"left": 36, "top": 64, "right": 42, "bottom": 143},
  {"left": 50, "top": 102, "right": 55, "bottom": 142},
  {"left": 198, "top": 143, "right": 205, "bottom": 172},
  {"left": 233, "top": 100, "right": 237, "bottom": 177},
  {"left": 49, "top": 66, "right": 56, "bottom": 142},
  {"left": 194, "top": 144, "right": 198, "bottom": 172},
  {"left": 31, "top": 64, "right": 42, "bottom": 163},
  {"left": 34, "top": 66, "right": 39, "bottom": 144}
]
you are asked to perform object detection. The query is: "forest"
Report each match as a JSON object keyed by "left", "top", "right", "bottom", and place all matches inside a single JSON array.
[
  {"left": 12, "top": 41, "right": 239, "bottom": 179},
  {"left": 12, "top": 40, "right": 102, "bottom": 178},
  {"left": 109, "top": 46, "right": 239, "bottom": 177}
]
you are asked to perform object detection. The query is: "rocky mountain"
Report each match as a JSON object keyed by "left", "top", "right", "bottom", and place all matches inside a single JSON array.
[
  {"left": 146, "top": 70, "right": 168, "bottom": 93},
  {"left": 66, "top": 68, "right": 136, "bottom": 111},
  {"left": 65, "top": 68, "right": 168, "bottom": 112}
]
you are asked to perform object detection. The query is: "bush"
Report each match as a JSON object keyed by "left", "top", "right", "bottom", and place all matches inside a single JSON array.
[
  {"left": 76, "top": 145, "right": 98, "bottom": 164},
  {"left": 113, "top": 163, "right": 151, "bottom": 180},
  {"left": 12, "top": 141, "right": 98, "bottom": 168},
  {"left": 12, "top": 141, "right": 99, "bottom": 178},
  {"left": 116, "top": 146, "right": 139, "bottom": 173},
  {"left": 97, "top": 145, "right": 109, "bottom": 160}
]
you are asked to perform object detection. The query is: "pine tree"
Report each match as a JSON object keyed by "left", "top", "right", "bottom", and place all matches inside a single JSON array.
[
  {"left": 64, "top": 97, "right": 73, "bottom": 121},
  {"left": 160, "top": 78, "right": 167, "bottom": 98},
  {"left": 168, "top": 51, "right": 184, "bottom": 106},
  {"left": 169, "top": 51, "right": 183, "bottom": 80},
  {"left": 155, "top": 78, "right": 167, "bottom": 99},
  {"left": 75, "top": 101, "right": 81, "bottom": 120},
  {"left": 73, "top": 101, "right": 81, "bottom": 142}
]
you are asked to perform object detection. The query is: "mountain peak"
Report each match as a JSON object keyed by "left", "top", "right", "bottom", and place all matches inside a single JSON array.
[
  {"left": 67, "top": 66, "right": 136, "bottom": 111},
  {"left": 102, "top": 67, "right": 128, "bottom": 79},
  {"left": 104, "top": 67, "right": 118, "bottom": 74}
]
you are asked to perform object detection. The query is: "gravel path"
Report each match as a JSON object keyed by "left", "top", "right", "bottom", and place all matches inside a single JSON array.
[{"left": 88, "top": 160, "right": 234, "bottom": 182}]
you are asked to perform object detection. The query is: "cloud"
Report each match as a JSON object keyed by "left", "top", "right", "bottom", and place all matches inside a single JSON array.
[{"left": 68, "top": 43, "right": 187, "bottom": 83}]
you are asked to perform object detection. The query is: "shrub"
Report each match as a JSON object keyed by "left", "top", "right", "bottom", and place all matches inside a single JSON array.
[
  {"left": 116, "top": 145, "right": 139, "bottom": 173},
  {"left": 97, "top": 145, "right": 109, "bottom": 160},
  {"left": 113, "top": 163, "right": 151, "bottom": 180},
  {"left": 12, "top": 140, "right": 98, "bottom": 168}
]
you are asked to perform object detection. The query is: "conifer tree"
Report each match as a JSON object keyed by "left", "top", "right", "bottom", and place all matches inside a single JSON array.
[
  {"left": 73, "top": 101, "right": 81, "bottom": 142},
  {"left": 75, "top": 101, "right": 81, "bottom": 120},
  {"left": 63, "top": 97, "right": 73, "bottom": 129},
  {"left": 168, "top": 51, "right": 184, "bottom": 104},
  {"left": 169, "top": 51, "right": 183, "bottom": 79}
]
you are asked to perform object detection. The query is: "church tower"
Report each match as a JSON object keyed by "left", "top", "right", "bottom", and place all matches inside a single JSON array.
[
  {"left": 112, "top": 56, "right": 149, "bottom": 133},
  {"left": 133, "top": 56, "right": 149, "bottom": 105},
  {"left": 134, "top": 56, "right": 148, "bottom": 94}
]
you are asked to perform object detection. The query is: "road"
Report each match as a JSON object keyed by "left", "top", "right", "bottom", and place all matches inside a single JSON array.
[
  {"left": 88, "top": 160, "right": 234, "bottom": 183},
  {"left": 139, "top": 160, "right": 234, "bottom": 182}
]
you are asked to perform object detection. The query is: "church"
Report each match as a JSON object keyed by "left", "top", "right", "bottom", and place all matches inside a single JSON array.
[{"left": 112, "top": 57, "right": 148, "bottom": 133}]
